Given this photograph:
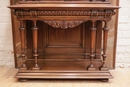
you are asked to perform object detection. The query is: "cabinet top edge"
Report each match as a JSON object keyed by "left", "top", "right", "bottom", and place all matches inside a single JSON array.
[{"left": 8, "top": 4, "right": 120, "bottom": 9}]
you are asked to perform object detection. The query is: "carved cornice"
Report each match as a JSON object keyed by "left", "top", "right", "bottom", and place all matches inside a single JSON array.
[
  {"left": 14, "top": 10, "right": 115, "bottom": 18},
  {"left": 44, "top": 21, "right": 84, "bottom": 29}
]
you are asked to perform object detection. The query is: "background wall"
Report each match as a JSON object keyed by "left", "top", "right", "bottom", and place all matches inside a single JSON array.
[
  {"left": 0, "top": 0, "right": 130, "bottom": 68},
  {"left": 0, "top": 0, "right": 14, "bottom": 67},
  {"left": 116, "top": 0, "right": 130, "bottom": 68}
]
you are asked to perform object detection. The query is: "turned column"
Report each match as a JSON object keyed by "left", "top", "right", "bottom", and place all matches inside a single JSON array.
[
  {"left": 32, "top": 20, "right": 40, "bottom": 70},
  {"left": 99, "top": 21, "right": 109, "bottom": 71},
  {"left": 87, "top": 21, "right": 96, "bottom": 71},
  {"left": 19, "top": 20, "right": 28, "bottom": 70}
]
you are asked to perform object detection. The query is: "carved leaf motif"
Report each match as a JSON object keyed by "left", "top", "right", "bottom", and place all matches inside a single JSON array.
[{"left": 44, "top": 21, "right": 85, "bottom": 29}]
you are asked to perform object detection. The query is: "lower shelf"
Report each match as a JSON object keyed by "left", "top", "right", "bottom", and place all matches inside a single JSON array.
[{"left": 15, "top": 59, "right": 113, "bottom": 80}]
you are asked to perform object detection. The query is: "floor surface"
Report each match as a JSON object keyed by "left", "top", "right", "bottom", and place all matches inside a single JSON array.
[{"left": 0, "top": 67, "right": 130, "bottom": 87}]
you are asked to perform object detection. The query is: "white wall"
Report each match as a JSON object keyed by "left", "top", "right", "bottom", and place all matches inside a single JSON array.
[
  {"left": 0, "top": 0, "right": 14, "bottom": 67},
  {"left": 0, "top": 0, "right": 130, "bottom": 68},
  {"left": 116, "top": 0, "right": 130, "bottom": 68}
]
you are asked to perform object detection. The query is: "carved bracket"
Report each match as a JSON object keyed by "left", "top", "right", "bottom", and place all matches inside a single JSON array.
[{"left": 44, "top": 21, "right": 85, "bottom": 29}]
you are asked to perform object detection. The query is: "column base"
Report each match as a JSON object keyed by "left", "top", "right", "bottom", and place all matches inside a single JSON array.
[
  {"left": 99, "top": 67, "right": 108, "bottom": 71},
  {"left": 20, "top": 67, "right": 28, "bottom": 70},
  {"left": 32, "top": 67, "right": 41, "bottom": 70},
  {"left": 87, "top": 64, "right": 96, "bottom": 71},
  {"left": 87, "top": 66, "right": 96, "bottom": 71}
]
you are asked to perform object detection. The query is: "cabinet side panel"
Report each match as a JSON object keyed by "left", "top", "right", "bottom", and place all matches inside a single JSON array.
[
  {"left": 106, "top": 0, "right": 119, "bottom": 69},
  {"left": 11, "top": 0, "right": 23, "bottom": 68}
]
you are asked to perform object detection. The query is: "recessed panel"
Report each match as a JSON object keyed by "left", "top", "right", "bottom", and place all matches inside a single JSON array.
[{"left": 47, "top": 25, "right": 83, "bottom": 47}]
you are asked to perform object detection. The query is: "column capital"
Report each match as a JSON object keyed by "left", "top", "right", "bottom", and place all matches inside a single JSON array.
[
  {"left": 91, "top": 21, "right": 97, "bottom": 30},
  {"left": 32, "top": 20, "right": 39, "bottom": 30},
  {"left": 19, "top": 20, "right": 25, "bottom": 30},
  {"left": 103, "top": 20, "right": 110, "bottom": 31}
]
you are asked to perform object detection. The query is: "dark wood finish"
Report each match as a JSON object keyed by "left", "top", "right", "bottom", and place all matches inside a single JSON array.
[
  {"left": 32, "top": 20, "right": 40, "bottom": 70},
  {"left": 87, "top": 21, "right": 96, "bottom": 71},
  {"left": 9, "top": 0, "right": 119, "bottom": 81},
  {"left": 19, "top": 20, "right": 28, "bottom": 70},
  {"left": 99, "top": 21, "right": 109, "bottom": 71}
]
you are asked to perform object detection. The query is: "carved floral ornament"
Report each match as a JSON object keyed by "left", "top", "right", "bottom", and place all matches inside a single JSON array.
[
  {"left": 44, "top": 21, "right": 84, "bottom": 29},
  {"left": 14, "top": 10, "right": 115, "bottom": 29}
]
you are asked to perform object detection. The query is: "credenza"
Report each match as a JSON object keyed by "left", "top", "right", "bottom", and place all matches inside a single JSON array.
[{"left": 8, "top": 0, "right": 119, "bottom": 82}]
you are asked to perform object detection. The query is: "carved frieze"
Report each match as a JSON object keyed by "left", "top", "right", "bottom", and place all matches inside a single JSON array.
[
  {"left": 14, "top": 10, "right": 115, "bottom": 18},
  {"left": 44, "top": 21, "right": 84, "bottom": 29},
  {"left": 14, "top": 9, "right": 115, "bottom": 28}
]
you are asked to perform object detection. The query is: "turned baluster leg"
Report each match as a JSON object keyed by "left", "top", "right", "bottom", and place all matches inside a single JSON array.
[
  {"left": 32, "top": 20, "right": 40, "bottom": 70},
  {"left": 87, "top": 21, "right": 96, "bottom": 71},
  {"left": 19, "top": 21, "right": 28, "bottom": 70},
  {"left": 99, "top": 21, "right": 109, "bottom": 71}
]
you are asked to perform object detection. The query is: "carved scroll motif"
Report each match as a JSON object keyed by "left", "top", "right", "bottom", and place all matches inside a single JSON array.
[{"left": 44, "top": 21, "right": 84, "bottom": 29}]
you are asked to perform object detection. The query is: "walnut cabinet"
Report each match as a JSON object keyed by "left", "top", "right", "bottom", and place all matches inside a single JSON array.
[{"left": 9, "top": 0, "right": 119, "bottom": 82}]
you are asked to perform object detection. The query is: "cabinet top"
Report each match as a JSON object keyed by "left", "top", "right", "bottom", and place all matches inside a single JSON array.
[
  {"left": 18, "top": 0, "right": 111, "bottom": 4},
  {"left": 9, "top": 0, "right": 120, "bottom": 10},
  {"left": 8, "top": 3, "right": 119, "bottom": 10}
]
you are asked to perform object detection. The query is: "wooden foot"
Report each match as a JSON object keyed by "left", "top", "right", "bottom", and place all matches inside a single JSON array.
[
  {"left": 99, "top": 79, "right": 109, "bottom": 82},
  {"left": 19, "top": 78, "right": 28, "bottom": 82}
]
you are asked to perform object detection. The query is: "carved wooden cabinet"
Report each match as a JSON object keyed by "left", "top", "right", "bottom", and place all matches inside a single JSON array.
[{"left": 9, "top": 0, "right": 119, "bottom": 82}]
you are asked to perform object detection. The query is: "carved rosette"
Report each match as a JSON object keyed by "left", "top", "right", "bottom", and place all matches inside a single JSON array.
[{"left": 44, "top": 21, "right": 84, "bottom": 29}]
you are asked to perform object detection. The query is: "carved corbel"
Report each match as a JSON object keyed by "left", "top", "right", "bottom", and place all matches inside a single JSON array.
[
  {"left": 14, "top": 10, "right": 24, "bottom": 17},
  {"left": 104, "top": 10, "right": 115, "bottom": 18}
]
